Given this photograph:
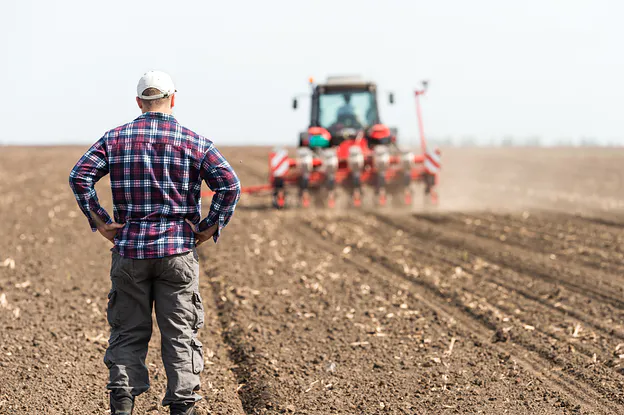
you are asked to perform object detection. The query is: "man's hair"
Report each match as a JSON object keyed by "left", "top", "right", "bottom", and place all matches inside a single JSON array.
[{"left": 139, "top": 87, "right": 169, "bottom": 110}]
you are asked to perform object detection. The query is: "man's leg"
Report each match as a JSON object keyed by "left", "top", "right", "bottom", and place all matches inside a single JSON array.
[
  {"left": 104, "top": 251, "right": 154, "bottom": 407},
  {"left": 153, "top": 249, "right": 204, "bottom": 407}
]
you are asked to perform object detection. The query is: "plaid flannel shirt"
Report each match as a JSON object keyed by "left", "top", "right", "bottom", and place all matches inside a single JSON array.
[{"left": 69, "top": 112, "right": 241, "bottom": 259}]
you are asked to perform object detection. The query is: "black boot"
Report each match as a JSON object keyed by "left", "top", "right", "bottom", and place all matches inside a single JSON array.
[
  {"left": 110, "top": 392, "right": 134, "bottom": 415},
  {"left": 170, "top": 402, "right": 196, "bottom": 415}
]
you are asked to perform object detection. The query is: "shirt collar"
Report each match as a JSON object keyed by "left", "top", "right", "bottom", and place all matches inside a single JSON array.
[{"left": 137, "top": 112, "right": 178, "bottom": 123}]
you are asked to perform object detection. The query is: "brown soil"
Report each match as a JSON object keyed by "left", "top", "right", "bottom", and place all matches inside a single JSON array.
[{"left": 0, "top": 146, "right": 623, "bottom": 414}]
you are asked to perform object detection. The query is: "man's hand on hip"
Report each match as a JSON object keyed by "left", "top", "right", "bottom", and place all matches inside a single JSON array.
[
  {"left": 98, "top": 222, "right": 125, "bottom": 244},
  {"left": 91, "top": 213, "right": 124, "bottom": 244},
  {"left": 185, "top": 219, "right": 218, "bottom": 246}
]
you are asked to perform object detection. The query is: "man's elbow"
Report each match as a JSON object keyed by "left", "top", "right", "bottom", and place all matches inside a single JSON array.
[
  {"left": 68, "top": 168, "right": 89, "bottom": 192},
  {"left": 68, "top": 170, "right": 78, "bottom": 191},
  {"left": 221, "top": 178, "right": 241, "bottom": 205},
  {"left": 233, "top": 178, "right": 242, "bottom": 199}
]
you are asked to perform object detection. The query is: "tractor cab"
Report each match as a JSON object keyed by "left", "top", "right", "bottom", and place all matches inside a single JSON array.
[{"left": 293, "top": 76, "right": 395, "bottom": 149}]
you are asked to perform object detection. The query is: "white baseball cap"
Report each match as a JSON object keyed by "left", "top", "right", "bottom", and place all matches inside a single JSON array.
[{"left": 137, "top": 70, "right": 177, "bottom": 100}]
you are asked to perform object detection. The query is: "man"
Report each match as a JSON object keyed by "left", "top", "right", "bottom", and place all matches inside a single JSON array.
[
  {"left": 69, "top": 71, "right": 241, "bottom": 415},
  {"left": 336, "top": 92, "right": 356, "bottom": 118},
  {"left": 334, "top": 92, "right": 364, "bottom": 129}
]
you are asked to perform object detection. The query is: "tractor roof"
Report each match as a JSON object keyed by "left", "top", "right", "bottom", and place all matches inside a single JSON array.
[{"left": 319, "top": 75, "right": 376, "bottom": 91}]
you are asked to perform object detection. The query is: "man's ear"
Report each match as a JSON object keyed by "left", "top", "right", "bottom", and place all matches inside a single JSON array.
[
  {"left": 170, "top": 94, "right": 175, "bottom": 109},
  {"left": 136, "top": 97, "right": 143, "bottom": 110}
]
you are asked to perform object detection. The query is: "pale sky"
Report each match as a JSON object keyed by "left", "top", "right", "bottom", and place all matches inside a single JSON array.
[{"left": 1, "top": 0, "right": 622, "bottom": 146}]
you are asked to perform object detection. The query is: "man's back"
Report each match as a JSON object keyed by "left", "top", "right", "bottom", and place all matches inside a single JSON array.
[{"left": 70, "top": 111, "right": 240, "bottom": 259}]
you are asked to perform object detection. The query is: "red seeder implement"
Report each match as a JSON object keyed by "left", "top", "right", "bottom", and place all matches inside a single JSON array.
[{"left": 203, "top": 77, "right": 441, "bottom": 209}]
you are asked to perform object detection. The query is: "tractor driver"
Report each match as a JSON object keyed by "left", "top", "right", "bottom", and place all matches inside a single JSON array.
[
  {"left": 335, "top": 93, "right": 362, "bottom": 128},
  {"left": 337, "top": 93, "right": 356, "bottom": 118}
]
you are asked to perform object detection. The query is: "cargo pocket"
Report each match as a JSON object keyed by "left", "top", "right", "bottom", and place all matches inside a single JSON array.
[
  {"left": 161, "top": 252, "right": 196, "bottom": 284},
  {"left": 192, "top": 292, "right": 205, "bottom": 330},
  {"left": 106, "top": 289, "right": 120, "bottom": 328},
  {"left": 191, "top": 338, "right": 204, "bottom": 374}
]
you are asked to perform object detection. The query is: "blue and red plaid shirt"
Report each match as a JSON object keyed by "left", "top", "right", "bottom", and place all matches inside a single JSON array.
[{"left": 69, "top": 112, "right": 241, "bottom": 259}]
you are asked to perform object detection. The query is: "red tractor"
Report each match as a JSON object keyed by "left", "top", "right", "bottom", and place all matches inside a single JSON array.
[
  {"left": 203, "top": 76, "right": 441, "bottom": 209},
  {"left": 271, "top": 75, "right": 440, "bottom": 208}
]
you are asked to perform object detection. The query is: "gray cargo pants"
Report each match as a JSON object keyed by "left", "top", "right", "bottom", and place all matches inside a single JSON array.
[{"left": 104, "top": 249, "right": 204, "bottom": 406}]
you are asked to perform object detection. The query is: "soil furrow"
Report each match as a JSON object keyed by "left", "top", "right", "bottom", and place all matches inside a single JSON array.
[
  {"left": 448, "top": 213, "right": 624, "bottom": 274},
  {"left": 300, "top": 213, "right": 624, "bottom": 400},
  {"left": 575, "top": 215, "right": 624, "bottom": 230},
  {"left": 384, "top": 219, "right": 624, "bottom": 341},
  {"left": 456, "top": 212, "right": 624, "bottom": 246},
  {"left": 353, "top": 213, "right": 624, "bottom": 377},
  {"left": 335, "top": 212, "right": 624, "bottom": 342},
  {"left": 372, "top": 212, "right": 624, "bottom": 310},
  {"left": 207, "top": 272, "right": 278, "bottom": 414},
  {"left": 295, "top": 218, "right": 622, "bottom": 414}
]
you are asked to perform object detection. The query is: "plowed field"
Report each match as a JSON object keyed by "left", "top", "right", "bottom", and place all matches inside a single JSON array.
[{"left": 1, "top": 146, "right": 623, "bottom": 414}]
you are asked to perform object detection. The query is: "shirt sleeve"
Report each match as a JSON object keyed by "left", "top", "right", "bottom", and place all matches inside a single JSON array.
[
  {"left": 198, "top": 143, "right": 241, "bottom": 242},
  {"left": 68, "top": 136, "right": 112, "bottom": 232}
]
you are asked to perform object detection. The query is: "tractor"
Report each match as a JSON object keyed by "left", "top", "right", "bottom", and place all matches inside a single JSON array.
[
  {"left": 201, "top": 76, "right": 441, "bottom": 209},
  {"left": 272, "top": 75, "right": 440, "bottom": 208}
]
